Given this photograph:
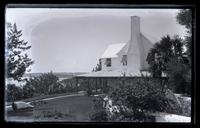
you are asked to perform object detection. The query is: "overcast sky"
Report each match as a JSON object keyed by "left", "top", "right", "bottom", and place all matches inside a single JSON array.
[{"left": 6, "top": 8, "right": 187, "bottom": 73}]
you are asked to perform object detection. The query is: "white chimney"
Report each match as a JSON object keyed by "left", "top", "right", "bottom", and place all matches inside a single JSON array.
[
  {"left": 131, "top": 16, "right": 140, "bottom": 41},
  {"left": 128, "top": 16, "right": 141, "bottom": 54},
  {"left": 127, "top": 16, "right": 143, "bottom": 72}
]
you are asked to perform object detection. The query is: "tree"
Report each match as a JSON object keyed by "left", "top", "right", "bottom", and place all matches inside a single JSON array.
[
  {"left": 6, "top": 84, "right": 23, "bottom": 102},
  {"left": 165, "top": 9, "right": 192, "bottom": 95},
  {"left": 176, "top": 9, "right": 192, "bottom": 63},
  {"left": 147, "top": 34, "right": 191, "bottom": 95},
  {"left": 165, "top": 57, "right": 191, "bottom": 95},
  {"left": 146, "top": 9, "right": 192, "bottom": 95},
  {"left": 6, "top": 23, "right": 34, "bottom": 82},
  {"left": 147, "top": 35, "right": 178, "bottom": 77},
  {"left": 176, "top": 9, "right": 192, "bottom": 32},
  {"left": 22, "top": 82, "right": 35, "bottom": 99},
  {"left": 25, "top": 71, "right": 59, "bottom": 95}
]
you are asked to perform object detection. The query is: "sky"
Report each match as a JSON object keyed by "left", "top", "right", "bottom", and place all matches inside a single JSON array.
[{"left": 5, "top": 8, "right": 187, "bottom": 73}]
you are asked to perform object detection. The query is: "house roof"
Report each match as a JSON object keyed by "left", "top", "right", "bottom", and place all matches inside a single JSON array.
[
  {"left": 100, "top": 33, "right": 156, "bottom": 59},
  {"left": 142, "top": 32, "right": 159, "bottom": 44},
  {"left": 100, "top": 43, "right": 126, "bottom": 59}
]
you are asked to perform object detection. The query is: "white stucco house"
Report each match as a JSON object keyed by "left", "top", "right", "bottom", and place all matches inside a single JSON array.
[{"left": 79, "top": 16, "right": 156, "bottom": 77}]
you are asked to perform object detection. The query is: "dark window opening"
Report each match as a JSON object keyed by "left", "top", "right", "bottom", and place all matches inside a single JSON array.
[
  {"left": 105, "top": 58, "right": 111, "bottom": 67},
  {"left": 122, "top": 55, "right": 127, "bottom": 66}
]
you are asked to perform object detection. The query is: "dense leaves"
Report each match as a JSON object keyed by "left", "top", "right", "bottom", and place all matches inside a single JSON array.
[
  {"left": 90, "top": 96, "right": 108, "bottom": 122},
  {"left": 109, "top": 78, "right": 181, "bottom": 121},
  {"left": 146, "top": 13, "right": 191, "bottom": 95},
  {"left": 6, "top": 23, "right": 34, "bottom": 82},
  {"left": 25, "top": 71, "right": 61, "bottom": 95},
  {"left": 177, "top": 9, "right": 192, "bottom": 60},
  {"left": 166, "top": 57, "right": 191, "bottom": 95},
  {"left": 146, "top": 35, "right": 185, "bottom": 78},
  {"left": 91, "top": 78, "right": 182, "bottom": 122},
  {"left": 6, "top": 72, "right": 69, "bottom": 102},
  {"left": 176, "top": 9, "right": 192, "bottom": 31},
  {"left": 6, "top": 84, "right": 23, "bottom": 102}
]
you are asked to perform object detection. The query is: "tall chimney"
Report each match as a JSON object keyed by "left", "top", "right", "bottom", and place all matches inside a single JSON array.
[
  {"left": 128, "top": 16, "right": 141, "bottom": 54},
  {"left": 127, "top": 16, "right": 143, "bottom": 72},
  {"left": 131, "top": 16, "right": 140, "bottom": 41}
]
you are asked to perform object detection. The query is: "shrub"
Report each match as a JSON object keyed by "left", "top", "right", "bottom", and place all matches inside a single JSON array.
[
  {"left": 90, "top": 96, "right": 108, "bottom": 122},
  {"left": 59, "top": 78, "right": 77, "bottom": 93},
  {"left": 6, "top": 84, "right": 23, "bottom": 102},
  {"left": 24, "top": 71, "right": 59, "bottom": 95},
  {"left": 166, "top": 57, "right": 191, "bottom": 96},
  {"left": 91, "top": 77, "right": 182, "bottom": 122}
]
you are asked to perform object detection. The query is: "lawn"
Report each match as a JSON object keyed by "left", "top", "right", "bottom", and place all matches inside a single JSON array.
[{"left": 6, "top": 95, "right": 95, "bottom": 122}]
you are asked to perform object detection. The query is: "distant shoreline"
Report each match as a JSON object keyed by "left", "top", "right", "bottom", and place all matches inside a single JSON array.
[{"left": 23, "top": 72, "right": 88, "bottom": 78}]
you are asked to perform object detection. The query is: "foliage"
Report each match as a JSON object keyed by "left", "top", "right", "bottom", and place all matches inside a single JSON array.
[
  {"left": 59, "top": 78, "right": 77, "bottom": 93},
  {"left": 6, "top": 84, "right": 23, "bottom": 102},
  {"left": 176, "top": 9, "right": 192, "bottom": 32},
  {"left": 176, "top": 9, "right": 192, "bottom": 61},
  {"left": 146, "top": 9, "right": 192, "bottom": 95},
  {"left": 146, "top": 34, "right": 191, "bottom": 95},
  {"left": 90, "top": 96, "right": 108, "bottom": 122},
  {"left": 25, "top": 71, "right": 59, "bottom": 95},
  {"left": 108, "top": 78, "right": 181, "bottom": 122},
  {"left": 6, "top": 23, "right": 34, "bottom": 82},
  {"left": 22, "top": 83, "right": 35, "bottom": 99},
  {"left": 90, "top": 78, "right": 182, "bottom": 122},
  {"left": 5, "top": 72, "right": 80, "bottom": 102},
  {"left": 166, "top": 57, "right": 191, "bottom": 95},
  {"left": 147, "top": 35, "right": 184, "bottom": 77}
]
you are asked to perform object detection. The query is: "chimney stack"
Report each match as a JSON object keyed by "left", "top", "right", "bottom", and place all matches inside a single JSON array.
[{"left": 131, "top": 16, "right": 140, "bottom": 41}]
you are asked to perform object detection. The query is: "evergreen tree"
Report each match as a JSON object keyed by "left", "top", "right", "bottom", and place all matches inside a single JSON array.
[{"left": 6, "top": 23, "right": 34, "bottom": 82}]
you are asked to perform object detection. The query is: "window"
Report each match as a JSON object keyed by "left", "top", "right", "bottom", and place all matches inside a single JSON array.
[
  {"left": 122, "top": 55, "right": 127, "bottom": 66},
  {"left": 105, "top": 58, "right": 111, "bottom": 67}
]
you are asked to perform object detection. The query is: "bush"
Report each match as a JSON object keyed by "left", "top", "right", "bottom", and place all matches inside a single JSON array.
[
  {"left": 6, "top": 84, "right": 23, "bottom": 102},
  {"left": 90, "top": 77, "right": 182, "bottom": 122},
  {"left": 22, "top": 84, "right": 34, "bottom": 99},
  {"left": 24, "top": 71, "right": 59, "bottom": 95},
  {"left": 90, "top": 96, "right": 108, "bottom": 122},
  {"left": 59, "top": 78, "right": 77, "bottom": 93},
  {"left": 166, "top": 57, "right": 191, "bottom": 96}
]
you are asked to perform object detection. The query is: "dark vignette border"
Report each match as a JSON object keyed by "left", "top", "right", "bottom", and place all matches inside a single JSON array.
[{"left": 0, "top": 1, "right": 197, "bottom": 128}]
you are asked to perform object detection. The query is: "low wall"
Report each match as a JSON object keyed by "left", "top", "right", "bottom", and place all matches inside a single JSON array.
[{"left": 75, "top": 76, "right": 167, "bottom": 93}]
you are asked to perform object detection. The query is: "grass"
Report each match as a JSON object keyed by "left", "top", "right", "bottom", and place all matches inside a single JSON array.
[
  {"left": 6, "top": 95, "right": 95, "bottom": 122},
  {"left": 34, "top": 95, "right": 95, "bottom": 121}
]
